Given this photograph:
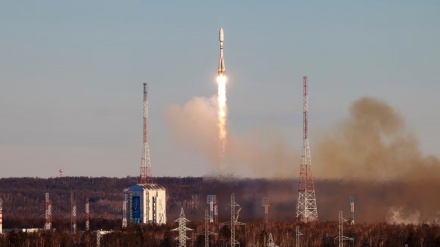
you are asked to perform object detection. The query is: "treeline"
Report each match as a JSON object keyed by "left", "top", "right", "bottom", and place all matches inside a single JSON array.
[
  {"left": 1, "top": 221, "right": 440, "bottom": 247},
  {"left": 1, "top": 176, "right": 439, "bottom": 230},
  {"left": 0, "top": 176, "right": 202, "bottom": 229}
]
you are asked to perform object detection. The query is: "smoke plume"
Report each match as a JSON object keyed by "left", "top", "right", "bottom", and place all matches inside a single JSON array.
[
  {"left": 163, "top": 95, "right": 298, "bottom": 177},
  {"left": 314, "top": 97, "right": 440, "bottom": 222},
  {"left": 314, "top": 96, "right": 440, "bottom": 181},
  {"left": 164, "top": 96, "right": 220, "bottom": 165},
  {"left": 165, "top": 95, "right": 440, "bottom": 222}
]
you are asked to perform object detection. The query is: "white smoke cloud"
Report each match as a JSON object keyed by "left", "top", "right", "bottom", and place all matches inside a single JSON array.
[{"left": 386, "top": 207, "right": 421, "bottom": 224}]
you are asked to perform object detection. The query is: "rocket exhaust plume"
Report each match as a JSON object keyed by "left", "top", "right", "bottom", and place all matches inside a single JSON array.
[{"left": 217, "top": 28, "right": 227, "bottom": 162}]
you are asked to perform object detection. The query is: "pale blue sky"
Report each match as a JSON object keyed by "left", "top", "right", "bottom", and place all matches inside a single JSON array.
[{"left": 0, "top": 1, "right": 439, "bottom": 177}]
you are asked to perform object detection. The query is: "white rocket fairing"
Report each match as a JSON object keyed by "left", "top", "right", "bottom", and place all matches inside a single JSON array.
[{"left": 218, "top": 28, "right": 226, "bottom": 76}]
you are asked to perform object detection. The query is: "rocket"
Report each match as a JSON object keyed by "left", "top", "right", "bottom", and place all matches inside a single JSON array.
[{"left": 218, "top": 28, "right": 226, "bottom": 76}]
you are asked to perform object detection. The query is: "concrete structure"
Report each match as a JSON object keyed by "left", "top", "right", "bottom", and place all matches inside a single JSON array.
[{"left": 126, "top": 184, "right": 166, "bottom": 224}]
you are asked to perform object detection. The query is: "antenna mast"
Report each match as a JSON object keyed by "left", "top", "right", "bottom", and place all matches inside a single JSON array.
[
  {"left": 296, "top": 76, "right": 319, "bottom": 222},
  {"left": 140, "top": 83, "right": 153, "bottom": 184}
]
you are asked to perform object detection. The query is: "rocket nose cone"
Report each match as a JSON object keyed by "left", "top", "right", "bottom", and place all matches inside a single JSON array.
[{"left": 219, "top": 28, "right": 224, "bottom": 42}]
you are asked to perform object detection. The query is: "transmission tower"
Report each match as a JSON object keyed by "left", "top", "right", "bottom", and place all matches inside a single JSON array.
[
  {"left": 85, "top": 198, "right": 90, "bottom": 231},
  {"left": 296, "top": 76, "right": 319, "bottom": 222},
  {"left": 268, "top": 233, "right": 279, "bottom": 247},
  {"left": 334, "top": 211, "right": 354, "bottom": 247},
  {"left": 295, "top": 226, "right": 303, "bottom": 247},
  {"left": 44, "top": 193, "right": 52, "bottom": 230},
  {"left": 172, "top": 208, "right": 193, "bottom": 247},
  {"left": 261, "top": 197, "right": 270, "bottom": 223},
  {"left": 140, "top": 83, "right": 153, "bottom": 184}
]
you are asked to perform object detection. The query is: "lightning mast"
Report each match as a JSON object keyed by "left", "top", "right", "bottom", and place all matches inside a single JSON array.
[
  {"left": 71, "top": 192, "right": 77, "bottom": 235},
  {"left": 296, "top": 76, "right": 319, "bottom": 222},
  {"left": 350, "top": 196, "right": 355, "bottom": 224},
  {"left": 85, "top": 198, "right": 90, "bottom": 231},
  {"left": 44, "top": 193, "right": 52, "bottom": 230},
  {"left": 140, "top": 83, "right": 153, "bottom": 184}
]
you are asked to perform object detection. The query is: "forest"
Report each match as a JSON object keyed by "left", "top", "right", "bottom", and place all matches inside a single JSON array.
[
  {"left": 1, "top": 176, "right": 440, "bottom": 246},
  {"left": 1, "top": 221, "right": 440, "bottom": 247}
]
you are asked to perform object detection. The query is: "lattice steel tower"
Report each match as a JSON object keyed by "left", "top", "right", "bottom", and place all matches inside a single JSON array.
[
  {"left": 172, "top": 208, "right": 193, "bottom": 247},
  {"left": 335, "top": 211, "right": 354, "bottom": 247},
  {"left": 296, "top": 76, "right": 319, "bottom": 222},
  {"left": 85, "top": 198, "right": 90, "bottom": 231},
  {"left": 140, "top": 83, "right": 153, "bottom": 184},
  {"left": 44, "top": 193, "right": 52, "bottom": 230},
  {"left": 296, "top": 226, "right": 303, "bottom": 247}
]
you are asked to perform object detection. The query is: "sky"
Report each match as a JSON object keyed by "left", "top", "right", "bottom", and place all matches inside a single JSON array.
[{"left": 0, "top": 1, "right": 439, "bottom": 178}]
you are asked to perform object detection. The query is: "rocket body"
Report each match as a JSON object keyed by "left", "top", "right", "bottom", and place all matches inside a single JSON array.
[{"left": 218, "top": 28, "right": 226, "bottom": 76}]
